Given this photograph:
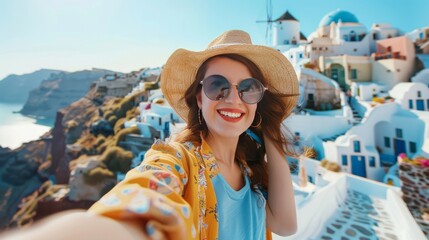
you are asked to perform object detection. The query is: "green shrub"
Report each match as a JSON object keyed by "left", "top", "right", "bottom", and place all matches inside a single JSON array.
[
  {"left": 107, "top": 115, "right": 118, "bottom": 127},
  {"left": 114, "top": 126, "right": 140, "bottom": 146},
  {"left": 320, "top": 159, "right": 341, "bottom": 172},
  {"left": 99, "top": 146, "right": 133, "bottom": 173},
  {"left": 103, "top": 110, "right": 115, "bottom": 120},
  {"left": 95, "top": 135, "right": 106, "bottom": 147},
  {"left": 114, "top": 118, "right": 126, "bottom": 134},
  {"left": 66, "top": 120, "right": 79, "bottom": 129},
  {"left": 83, "top": 167, "right": 115, "bottom": 185}
]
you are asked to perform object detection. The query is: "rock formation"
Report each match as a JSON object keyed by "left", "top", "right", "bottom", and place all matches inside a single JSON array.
[
  {"left": 0, "top": 69, "right": 61, "bottom": 103},
  {"left": 20, "top": 69, "right": 115, "bottom": 119}
]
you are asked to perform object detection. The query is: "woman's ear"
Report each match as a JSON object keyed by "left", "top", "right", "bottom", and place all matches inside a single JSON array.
[{"left": 196, "top": 91, "right": 202, "bottom": 109}]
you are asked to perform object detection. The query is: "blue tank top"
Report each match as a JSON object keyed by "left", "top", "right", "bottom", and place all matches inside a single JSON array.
[{"left": 212, "top": 173, "right": 266, "bottom": 240}]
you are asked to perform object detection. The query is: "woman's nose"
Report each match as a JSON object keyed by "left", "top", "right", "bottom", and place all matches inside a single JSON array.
[{"left": 224, "top": 85, "right": 241, "bottom": 103}]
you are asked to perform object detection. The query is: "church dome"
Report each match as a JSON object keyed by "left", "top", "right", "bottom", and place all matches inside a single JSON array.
[{"left": 319, "top": 9, "right": 359, "bottom": 27}]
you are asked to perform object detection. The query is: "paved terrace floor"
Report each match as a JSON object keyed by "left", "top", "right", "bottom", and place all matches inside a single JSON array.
[{"left": 315, "top": 189, "right": 398, "bottom": 240}]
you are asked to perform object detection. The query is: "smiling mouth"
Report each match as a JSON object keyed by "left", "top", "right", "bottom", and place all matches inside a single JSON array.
[{"left": 218, "top": 110, "right": 243, "bottom": 119}]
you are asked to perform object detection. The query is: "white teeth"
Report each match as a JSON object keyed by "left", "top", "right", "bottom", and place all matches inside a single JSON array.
[{"left": 219, "top": 111, "right": 242, "bottom": 118}]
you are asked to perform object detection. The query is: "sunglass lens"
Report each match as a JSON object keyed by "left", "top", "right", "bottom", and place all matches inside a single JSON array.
[
  {"left": 238, "top": 78, "right": 265, "bottom": 104},
  {"left": 203, "top": 75, "right": 230, "bottom": 101}
]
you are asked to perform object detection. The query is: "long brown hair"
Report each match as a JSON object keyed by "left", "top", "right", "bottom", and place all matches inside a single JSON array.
[{"left": 175, "top": 54, "right": 297, "bottom": 193}]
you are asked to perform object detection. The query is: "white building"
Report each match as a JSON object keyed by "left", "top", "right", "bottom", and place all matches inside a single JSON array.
[
  {"left": 324, "top": 103, "right": 427, "bottom": 181},
  {"left": 139, "top": 98, "right": 183, "bottom": 139},
  {"left": 305, "top": 9, "right": 400, "bottom": 65},
  {"left": 297, "top": 68, "right": 342, "bottom": 110},
  {"left": 369, "top": 23, "right": 400, "bottom": 52},
  {"left": 411, "top": 69, "right": 429, "bottom": 86},
  {"left": 351, "top": 82, "right": 389, "bottom": 101},
  {"left": 406, "top": 27, "right": 429, "bottom": 43},
  {"left": 283, "top": 45, "right": 310, "bottom": 71},
  {"left": 272, "top": 11, "right": 307, "bottom": 52},
  {"left": 389, "top": 82, "right": 429, "bottom": 111},
  {"left": 372, "top": 36, "right": 416, "bottom": 89}
]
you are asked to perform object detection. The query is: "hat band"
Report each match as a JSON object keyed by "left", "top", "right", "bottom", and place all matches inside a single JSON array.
[{"left": 207, "top": 42, "right": 248, "bottom": 50}]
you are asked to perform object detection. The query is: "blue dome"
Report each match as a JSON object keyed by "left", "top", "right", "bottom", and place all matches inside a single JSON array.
[{"left": 319, "top": 9, "right": 359, "bottom": 27}]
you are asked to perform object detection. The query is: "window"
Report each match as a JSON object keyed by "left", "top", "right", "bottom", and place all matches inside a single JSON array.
[
  {"left": 284, "top": 40, "right": 289, "bottom": 44},
  {"left": 396, "top": 128, "right": 403, "bottom": 138},
  {"left": 409, "top": 100, "right": 413, "bottom": 109},
  {"left": 409, "top": 142, "right": 417, "bottom": 153},
  {"left": 373, "top": 33, "right": 377, "bottom": 40},
  {"left": 353, "top": 48, "right": 357, "bottom": 52},
  {"left": 418, "top": 91, "right": 421, "bottom": 98},
  {"left": 295, "top": 132, "right": 300, "bottom": 137},
  {"left": 354, "top": 141, "right": 361, "bottom": 153},
  {"left": 299, "top": 53, "right": 303, "bottom": 58},
  {"left": 351, "top": 69, "right": 357, "bottom": 79},
  {"left": 369, "top": 157, "right": 376, "bottom": 167},
  {"left": 427, "top": 99, "right": 429, "bottom": 109},
  {"left": 290, "top": 55, "right": 293, "bottom": 59},
  {"left": 158, "top": 118, "right": 162, "bottom": 126},
  {"left": 384, "top": 137, "right": 391, "bottom": 148},
  {"left": 342, "top": 155, "right": 348, "bottom": 166}
]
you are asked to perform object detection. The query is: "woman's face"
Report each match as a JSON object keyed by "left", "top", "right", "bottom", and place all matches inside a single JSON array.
[{"left": 197, "top": 57, "right": 257, "bottom": 140}]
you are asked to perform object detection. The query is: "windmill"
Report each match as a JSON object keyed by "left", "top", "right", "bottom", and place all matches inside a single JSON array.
[{"left": 256, "top": 0, "right": 274, "bottom": 45}]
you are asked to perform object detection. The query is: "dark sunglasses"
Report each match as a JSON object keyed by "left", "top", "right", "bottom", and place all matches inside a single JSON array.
[{"left": 200, "top": 75, "right": 268, "bottom": 104}]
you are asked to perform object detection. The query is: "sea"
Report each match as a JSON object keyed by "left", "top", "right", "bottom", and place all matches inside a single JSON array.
[{"left": 0, "top": 102, "right": 54, "bottom": 150}]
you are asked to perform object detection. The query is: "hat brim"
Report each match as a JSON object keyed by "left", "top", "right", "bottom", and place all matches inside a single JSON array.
[{"left": 161, "top": 44, "right": 299, "bottom": 123}]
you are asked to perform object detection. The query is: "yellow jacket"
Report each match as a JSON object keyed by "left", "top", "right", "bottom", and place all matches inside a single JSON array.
[{"left": 90, "top": 139, "right": 272, "bottom": 240}]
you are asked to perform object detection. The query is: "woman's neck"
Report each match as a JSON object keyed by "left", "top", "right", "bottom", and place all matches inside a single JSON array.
[{"left": 205, "top": 132, "right": 239, "bottom": 168}]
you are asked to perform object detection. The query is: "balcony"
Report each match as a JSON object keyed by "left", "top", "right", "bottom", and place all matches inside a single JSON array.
[{"left": 374, "top": 51, "right": 406, "bottom": 61}]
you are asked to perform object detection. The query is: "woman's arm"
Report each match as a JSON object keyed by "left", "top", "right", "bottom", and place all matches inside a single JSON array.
[
  {"left": 0, "top": 210, "right": 149, "bottom": 240},
  {"left": 264, "top": 135, "right": 297, "bottom": 236}
]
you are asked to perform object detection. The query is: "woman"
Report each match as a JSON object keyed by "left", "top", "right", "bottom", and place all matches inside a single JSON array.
[{"left": 1, "top": 30, "right": 298, "bottom": 240}]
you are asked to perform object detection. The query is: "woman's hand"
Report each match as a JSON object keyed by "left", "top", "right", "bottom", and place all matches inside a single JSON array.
[{"left": 0, "top": 210, "right": 150, "bottom": 240}]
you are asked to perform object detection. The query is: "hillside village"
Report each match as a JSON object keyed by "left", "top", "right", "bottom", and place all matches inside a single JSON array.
[{"left": 1, "top": 8, "right": 428, "bottom": 239}]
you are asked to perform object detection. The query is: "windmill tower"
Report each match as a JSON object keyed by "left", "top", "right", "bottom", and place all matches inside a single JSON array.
[{"left": 272, "top": 11, "right": 300, "bottom": 46}]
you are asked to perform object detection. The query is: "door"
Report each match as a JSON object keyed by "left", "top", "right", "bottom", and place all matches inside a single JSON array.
[
  {"left": 330, "top": 64, "right": 346, "bottom": 90},
  {"left": 417, "top": 99, "right": 424, "bottom": 110},
  {"left": 394, "top": 139, "right": 406, "bottom": 159},
  {"left": 351, "top": 155, "right": 366, "bottom": 178}
]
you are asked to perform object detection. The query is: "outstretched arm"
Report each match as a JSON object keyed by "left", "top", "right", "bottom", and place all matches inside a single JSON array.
[
  {"left": 264, "top": 135, "right": 297, "bottom": 236},
  {"left": 0, "top": 210, "right": 149, "bottom": 240}
]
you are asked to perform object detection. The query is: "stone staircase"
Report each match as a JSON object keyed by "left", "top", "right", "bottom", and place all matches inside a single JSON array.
[{"left": 349, "top": 98, "right": 363, "bottom": 126}]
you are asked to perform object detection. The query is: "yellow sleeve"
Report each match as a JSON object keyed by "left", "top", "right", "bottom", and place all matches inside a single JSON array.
[{"left": 89, "top": 140, "right": 196, "bottom": 240}]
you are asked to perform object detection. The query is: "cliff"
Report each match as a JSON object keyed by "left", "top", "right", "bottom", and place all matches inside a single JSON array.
[
  {"left": 0, "top": 138, "right": 49, "bottom": 229},
  {"left": 1, "top": 71, "right": 143, "bottom": 229},
  {"left": 20, "top": 69, "right": 116, "bottom": 119},
  {"left": 0, "top": 69, "right": 62, "bottom": 103}
]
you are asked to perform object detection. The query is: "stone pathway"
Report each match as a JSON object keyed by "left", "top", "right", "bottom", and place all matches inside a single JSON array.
[{"left": 315, "top": 189, "right": 399, "bottom": 240}]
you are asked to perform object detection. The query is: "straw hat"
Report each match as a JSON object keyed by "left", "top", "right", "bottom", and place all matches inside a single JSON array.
[{"left": 161, "top": 30, "right": 298, "bottom": 122}]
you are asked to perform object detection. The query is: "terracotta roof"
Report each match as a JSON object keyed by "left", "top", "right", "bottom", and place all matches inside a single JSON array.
[{"left": 275, "top": 11, "right": 298, "bottom": 22}]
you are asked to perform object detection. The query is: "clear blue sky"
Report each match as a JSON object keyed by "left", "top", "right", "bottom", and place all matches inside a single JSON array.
[{"left": 0, "top": 0, "right": 428, "bottom": 80}]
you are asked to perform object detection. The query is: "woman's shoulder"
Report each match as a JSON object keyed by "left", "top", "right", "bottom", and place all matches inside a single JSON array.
[
  {"left": 147, "top": 138, "right": 201, "bottom": 163},
  {"left": 151, "top": 138, "right": 199, "bottom": 152}
]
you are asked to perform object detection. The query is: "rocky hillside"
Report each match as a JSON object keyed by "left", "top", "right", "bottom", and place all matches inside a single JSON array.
[
  {"left": 0, "top": 69, "right": 62, "bottom": 103},
  {"left": 0, "top": 82, "right": 142, "bottom": 229},
  {"left": 20, "top": 69, "right": 116, "bottom": 119}
]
